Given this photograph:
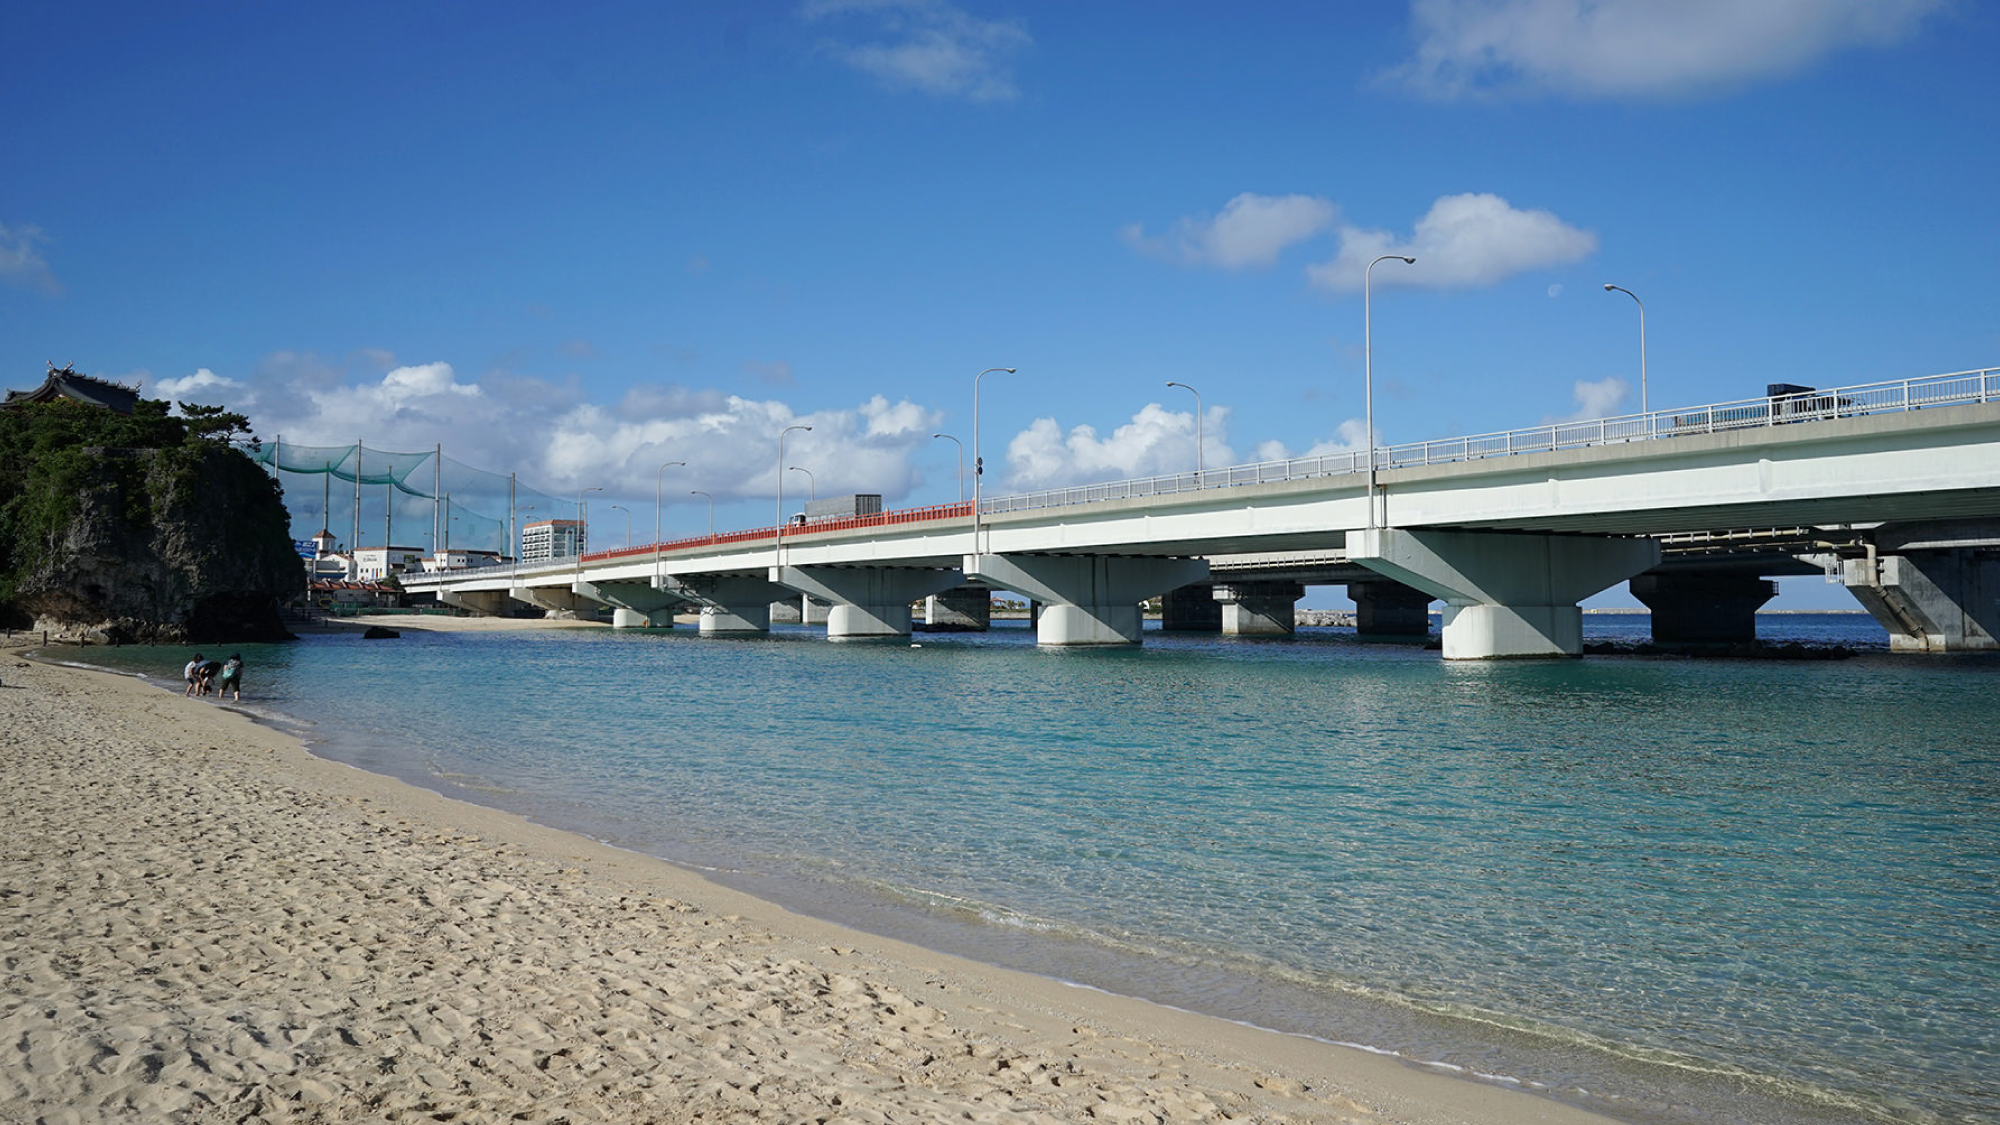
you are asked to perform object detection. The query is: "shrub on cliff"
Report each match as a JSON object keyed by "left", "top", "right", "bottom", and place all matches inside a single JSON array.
[{"left": 0, "top": 393, "right": 304, "bottom": 641}]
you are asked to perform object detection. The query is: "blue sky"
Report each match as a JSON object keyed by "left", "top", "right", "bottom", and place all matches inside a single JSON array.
[{"left": 5, "top": 1, "right": 1995, "bottom": 608}]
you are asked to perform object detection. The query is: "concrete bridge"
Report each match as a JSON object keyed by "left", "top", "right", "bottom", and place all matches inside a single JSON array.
[{"left": 401, "top": 367, "right": 2000, "bottom": 659}]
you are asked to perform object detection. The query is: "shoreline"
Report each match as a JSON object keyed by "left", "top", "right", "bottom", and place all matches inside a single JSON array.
[{"left": 2, "top": 632, "right": 1627, "bottom": 1124}]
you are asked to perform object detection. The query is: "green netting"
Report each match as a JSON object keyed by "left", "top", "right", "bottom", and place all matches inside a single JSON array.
[{"left": 251, "top": 440, "right": 579, "bottom": 559}]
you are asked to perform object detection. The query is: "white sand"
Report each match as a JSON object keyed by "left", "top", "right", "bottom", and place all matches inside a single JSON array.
[{"left": 1, "top": 637, "right": 1623, "bottom": 1125}]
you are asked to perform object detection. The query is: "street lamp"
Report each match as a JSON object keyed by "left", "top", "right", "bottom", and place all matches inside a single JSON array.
[
  {"left": 610, "top": 505, "right": 631, "bottom": 549},
  {"left": 576, "top": 486, "right": 602, "bottom": 564},
  {"left": 1364, "top": 253, "right": 1416, "bottom": 530},
  {"left": 1165, "top": 381, "right": 1203, "bottom": 474},
  {"left": 1603, "top": 283, "right": 1649, "bottom": 417},
  {"left": 776, "top": 424, "right": 811, "bottom": 566},
  {"left": 932, "top": 433, "right": 964, "bottom": 503},
  {"left": 788, "top": 465, "right": 815, "bottom": 505},
  {"left": 971, "top": 366, "right": 1016, "bottom": 554},
  {"left": 689, "top": 490, "right": 714, "bottom": 539},
  {"left": 655, "top": 460, "right": 685, "bottom": 579}
]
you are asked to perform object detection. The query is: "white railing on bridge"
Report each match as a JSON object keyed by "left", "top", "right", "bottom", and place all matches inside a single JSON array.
[{"left": 980, "top": 366, "right": 2000, "bottom": 517}]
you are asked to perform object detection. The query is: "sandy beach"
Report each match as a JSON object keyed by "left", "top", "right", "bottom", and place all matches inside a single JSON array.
[{"left": 1, "top": 631, "right": 1621, "bottom": 1125}]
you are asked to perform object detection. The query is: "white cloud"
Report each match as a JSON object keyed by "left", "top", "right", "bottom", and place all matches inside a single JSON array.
[
  {"left": 152, "top": 368, "right": 244, "bottom": 400},
  {"left": 1251, "top": 418, "right": 1375, "bottom": 463},
  {"left": 1122, "top": 193, "right": 1339, "bottom": 269},
  {"left": 1389, "top": 0, "right": 1945, "bottom": 100},
  {"left": 232, "top": 353, "right": 943, "bottom": 516},
  {"left": 806, "top": 0, "right": 1031, "bottom": 103},
  {"left": 0, "top": 221, "right": 60, "bottom": 294},
  {"left": 1563, "top": 375, "right": 1630, "bottom": 420},
  {"left": 1002, "top": 403, "right": 1232, "bottom": 490},
  {"left": 1307, "top": 193, "right": 1597, "bottom": 291}
]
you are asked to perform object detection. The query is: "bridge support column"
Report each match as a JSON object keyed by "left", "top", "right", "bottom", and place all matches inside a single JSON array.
[
  {"left": 574, "top": 580, "right": 686, "bottom": 628},
  {"left": 771, "top": 566, "right": 963, "bottom": 639},
  {"left": 510, "top": 584, "right": 600, "bottom": 620},
  {"left": 1214, "top": 581, "right": 1302, "bottom": 636},
  {"left": 924, "top": 586, "right": 991, "bottom": 630},
  {"left": 964, "top": 554, "right": 1209, "bottom": 646},
  {"left": 437, "top": 589, "right": 512, "bottom": 616},
  {"left": 1160, "top": 583, "right": 1222, "bottom": 632},
  {"left": 1348, "top": 579, "right": 1432, "bottom": 639},
  {"left": 669, "top": 575, "right": 795, "bottom": 635},
  {"left": 1841, "top": 550, "right": 2000, "bottom": 652},
  {"left": 1630, "top": 572, "right": 1776, "bottom": 644},
  {"left": 1350, "top": 528, "right": 1660, "bottom": 660}
]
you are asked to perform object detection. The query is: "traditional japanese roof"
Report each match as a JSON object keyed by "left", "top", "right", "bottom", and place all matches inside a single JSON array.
[{"left": 3, "top": 363, "right": 141, "bottom": 414}]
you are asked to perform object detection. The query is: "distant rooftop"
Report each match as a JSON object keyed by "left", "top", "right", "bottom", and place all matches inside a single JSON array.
[{"left": 3, "top": 362, "right": 142, "bottom": 414}]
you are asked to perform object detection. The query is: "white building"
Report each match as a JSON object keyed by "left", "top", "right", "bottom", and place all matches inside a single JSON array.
[
  {"left": 352, "top": 546, "right": 428, "bottom": 581},
  {"left": 521, "top": 519, "right": 585, "bottom": 562},
  {"left": 304, "top": 529, "right": 354, "bottom": 581},
  {"left": 422, "top": 549, "right": 506, "bottom": 573}
]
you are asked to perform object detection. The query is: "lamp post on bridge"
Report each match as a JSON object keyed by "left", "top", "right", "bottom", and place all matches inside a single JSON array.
[
  {"left": 655, "top": 460, "right": 685, "bottom": 587},
  {"left": 1603, "top": 283, "right": 1649, "bottom": 419},
  {"left": 690, "top": 490, "right": 714, "bottom": 540},
  {"left": 788, "top": 465, "right": 815, "bottom": 507},
  {"left": 576, "top": 486, "right": 602, "bottom": 581},
  {"left": 1165, "top": 381, "right": 1203, "bottom": 475},
  {"left": 776, "top": 424, "right": 811, "bottom": 568},
  {"left": 1365, "top": 253, "right": 1416, "bottom": 530},
  {"left": 972, "top": 366, "right": 1016, "bottom": 555},
  {"left": 610, "top": 505, "right": 631, "bottom": 549},
  {"left": 932, "top": 433, "right": 964, "bottom": 503}
]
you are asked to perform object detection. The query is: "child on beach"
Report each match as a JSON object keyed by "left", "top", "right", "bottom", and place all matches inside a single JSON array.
[
  {"left": 218, "top": 654, "right": 244, "bottom": 701},
  {"left": 195, "top": 658, "right": 222, "bottom": 697},
  {"left": 183, "top": 654, "right": 204, "bottom": 696}
]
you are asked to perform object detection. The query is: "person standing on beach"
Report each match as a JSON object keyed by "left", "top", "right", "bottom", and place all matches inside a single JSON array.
[
  {"left": 183, "top": 654, "right": 204, "bottom": 697},
  {"left": 218, "top": 654, "right": 244, "bottom": 701}
]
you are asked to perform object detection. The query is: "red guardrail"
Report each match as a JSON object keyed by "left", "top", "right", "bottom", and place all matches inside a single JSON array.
[{"left": 580, "top": 500, "right": 973, "bottom": 565}]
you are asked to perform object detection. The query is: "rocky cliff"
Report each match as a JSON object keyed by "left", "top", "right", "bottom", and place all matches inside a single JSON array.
[{"left": 0, "top": 397, "right": 304, "bottom": 643}]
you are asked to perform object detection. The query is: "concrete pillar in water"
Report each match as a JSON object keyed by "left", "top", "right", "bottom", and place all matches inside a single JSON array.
[
  {"left": 771, "top": 566, "right": 964, "bottom": 639},
  {"left": 1629, "top": 572, "right": 1776, "bottom": 644},
  {"left": 574, "top": 579, "right": 686, "bottom": 629},
  {"left": 1160, "top": 583, "right": 1222, "bottom": 632},
  {"left": 1348, "top": 579, "right": 1432, "bottom": 639},
  {"left": 1348, "top": 528, "right": 1660, "bottom": 659},
  {"left": 1213, "top": 581, "right": 1303, "bottom": 636},
  {"left": 964, "top": 554, "right": 1209, "bottom": 646},
  {"left": 1841, "top": 549, "right": 2000, "bottom": 652},
  {"left": 801, "top": 596, "right": 832, "bottom": 626},
  {"left": 925, "top": 585, "right": 991, "bottom": 630},
  {"left": 669, "top": 574, "right": 795, "bottom": 635}
]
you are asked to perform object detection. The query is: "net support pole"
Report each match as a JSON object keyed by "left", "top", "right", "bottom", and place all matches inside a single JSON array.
[
  {"left": 432, "top": 444, "right": 442, "bottom": 557},
  {"left": 353, "top": 440, "right": 363, "bottom": 562}
]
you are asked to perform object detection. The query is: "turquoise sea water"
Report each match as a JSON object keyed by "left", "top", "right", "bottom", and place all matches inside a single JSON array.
[{"left": 73, "top": 615, "right": 1999, "bottom": 1125}]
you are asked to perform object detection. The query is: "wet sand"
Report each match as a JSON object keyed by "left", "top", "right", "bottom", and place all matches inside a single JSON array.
[{"left": 1, "top": 634, "right": 1621, "bottom": 1124}]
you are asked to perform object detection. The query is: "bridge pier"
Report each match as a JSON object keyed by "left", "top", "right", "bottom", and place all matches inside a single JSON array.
[
  {"left": 669, "top": 574, "right": 796, "bottom": 635},
  {"left": 772, "top": 566, "right": 963, "bottom": 639},
  {"left": 574, "top": 580, "right": 685, "bottom": 628},
  {"left": 1160, "top": 583, "right": 1222, "bottom": 632},
  {"left": 965, "top": 554, "right": 1209, "bottom": 646},
  {"left": 437, "top": 588, "right": 512, "bottom": 616},
  {"left": 925, "top": 585, "right": 991, "bottom": 630},
  {"left": 1350, "top": 528, "right": 1660, "bottom": 659},
  {"left": 510, "top": 584, "right": 600, "bottom": 620},
  {"left": 1841, "top": 549, "right": 2000, "bottom": 652},
  {"left": 1348, "top": 579, "right": 1432, "bottom": 640},
  {"left": 1214, "top": 581, "right": 1302, "bottom": 636},
  {"left": 1630, "top": 572, "right": 1776, "bottom": 644}
]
